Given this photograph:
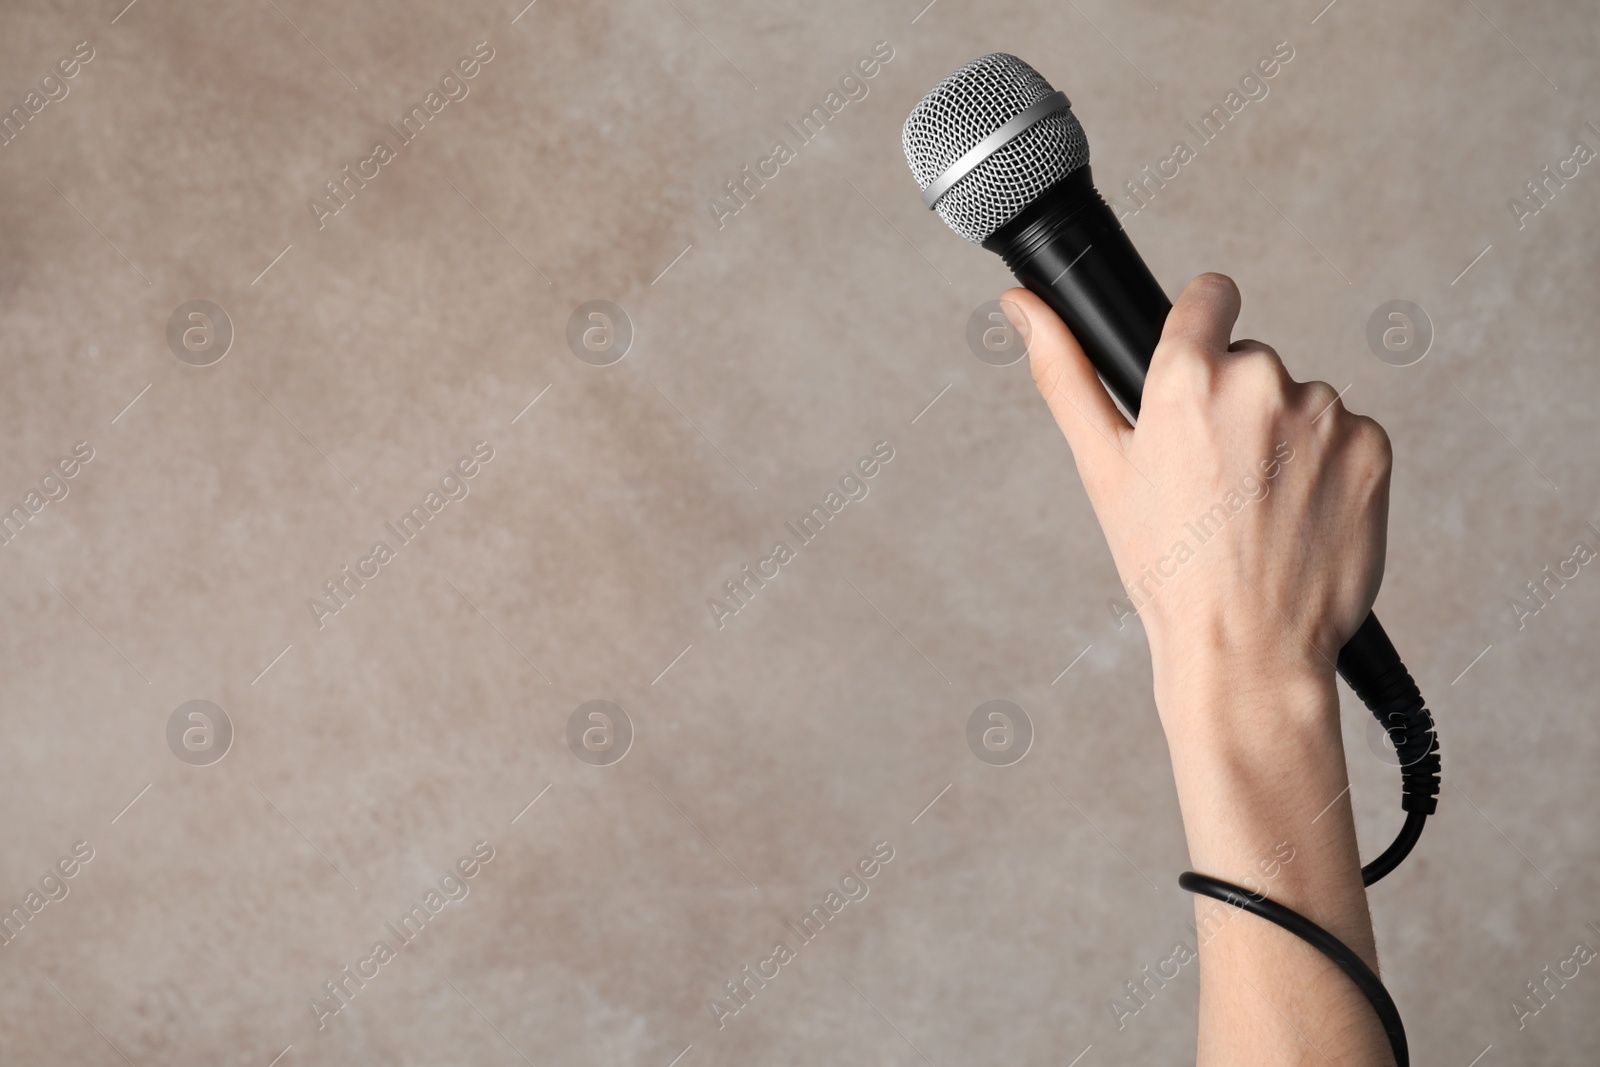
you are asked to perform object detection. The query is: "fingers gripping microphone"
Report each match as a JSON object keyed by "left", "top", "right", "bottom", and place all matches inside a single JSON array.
[{"left": 905, "top": 54, "right": 1440, "bottom": 1066}]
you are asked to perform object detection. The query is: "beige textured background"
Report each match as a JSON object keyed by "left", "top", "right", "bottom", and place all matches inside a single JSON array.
[{"left": 1, "top": 0, "right": 1597, "bottom": 1064}]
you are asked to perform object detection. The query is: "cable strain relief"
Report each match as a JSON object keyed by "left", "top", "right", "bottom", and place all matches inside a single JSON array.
[{"left": 1401, "top": 791, "right": 1439, "bottom": 816}]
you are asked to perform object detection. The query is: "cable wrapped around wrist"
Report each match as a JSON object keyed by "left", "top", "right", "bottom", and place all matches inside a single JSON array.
[{"left": 1178, "top": 872, "right": 1408, "bottom": 1066}]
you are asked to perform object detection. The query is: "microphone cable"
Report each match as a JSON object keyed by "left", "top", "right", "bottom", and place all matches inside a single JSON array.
[{"left": 1179, "top": 623, "right": 1441, "bottom": 1067}]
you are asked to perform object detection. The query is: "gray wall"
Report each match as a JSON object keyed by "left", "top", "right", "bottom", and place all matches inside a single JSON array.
[{"left": 0, "top": 0, "right": 1595, "bottom": 1063}]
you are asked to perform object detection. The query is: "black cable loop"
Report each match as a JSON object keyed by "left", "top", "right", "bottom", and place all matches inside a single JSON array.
[{"left": 1179, "top": 871, "right": 1410, "bottom": 1067}]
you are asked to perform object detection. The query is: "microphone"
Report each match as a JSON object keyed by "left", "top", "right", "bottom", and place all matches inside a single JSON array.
[
  {"left": 903, "top": 52, "right": 1164, "bottom": 415},
  {"left": 904, "top": 55, "right": 1438, "bottom": 1065}
]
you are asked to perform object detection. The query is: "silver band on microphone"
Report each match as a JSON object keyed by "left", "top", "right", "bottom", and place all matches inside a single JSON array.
[{"left": 919, "top": 90, "right": 1071, "bottom": 209}]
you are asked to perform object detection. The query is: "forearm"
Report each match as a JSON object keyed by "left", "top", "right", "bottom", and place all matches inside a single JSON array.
[{"left": 1157, "top": 661, "right": 1394, "bottom": 1066}]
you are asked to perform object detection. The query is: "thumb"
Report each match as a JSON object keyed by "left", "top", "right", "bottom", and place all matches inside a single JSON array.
[{"left": 1002, "top": 287, "right": 1133, "bottom": 474}]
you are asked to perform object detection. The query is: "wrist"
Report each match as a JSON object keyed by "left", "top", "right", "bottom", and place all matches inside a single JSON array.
[
  {"left": 1154, "top": 658, "right": 1351, "bottom": 871},
  {"left": 1151, "top": 645, "right": 1338, "bottom": 754},
  {"left": 1153, "top": 659, "right": 1373, "bottom": 957}
]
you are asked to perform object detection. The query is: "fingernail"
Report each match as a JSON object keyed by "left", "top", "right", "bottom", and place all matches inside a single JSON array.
[{"left": 999, "top": 299, "right": 1030, "bottom": 345}]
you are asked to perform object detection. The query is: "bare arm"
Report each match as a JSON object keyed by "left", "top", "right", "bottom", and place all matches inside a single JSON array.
[{"left": 1003, "top": 273, "right": 1396, "bottom": 1065}]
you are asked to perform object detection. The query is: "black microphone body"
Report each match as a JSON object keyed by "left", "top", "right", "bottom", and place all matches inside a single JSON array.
[{"left": 983, "top": 166, "right": 1167, "bottom": 417}]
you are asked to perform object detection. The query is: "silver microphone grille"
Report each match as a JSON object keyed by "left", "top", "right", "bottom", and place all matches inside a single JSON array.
[{"left": 902, "top": 53, "right": 1090, "bottom": 243}]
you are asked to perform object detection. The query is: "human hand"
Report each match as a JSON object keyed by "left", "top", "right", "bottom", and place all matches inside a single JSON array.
[{"left": 1002, "top": 273, "right": 1392, "bottom": 722}]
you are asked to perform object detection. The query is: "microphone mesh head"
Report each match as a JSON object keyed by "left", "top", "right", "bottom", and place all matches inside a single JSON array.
[{"left": 903, "top": 53, "right": 1089, "bottom": 243}]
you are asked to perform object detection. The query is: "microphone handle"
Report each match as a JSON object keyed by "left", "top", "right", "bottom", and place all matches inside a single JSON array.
[{"left": 982, "top": 165, "right": 1388, "bottom": 695}]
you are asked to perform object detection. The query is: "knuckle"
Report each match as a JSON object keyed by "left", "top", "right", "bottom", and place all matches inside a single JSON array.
[
  {"left": 1151, "top": 340, "right": 1213, "bottom": 393},
  {"left": 1229, "top": 337, "right": 1280, "bottom": 360},
  {"left": 1300, "top": 380, "right": 1340, "bottom": 416},
  {"left": 1358, "top": 415, "right": 1393, "bottom": 459},
  {"left": 1230, "top": 349, "right": 1286, "bottom": 401},
  {"left": 1349, "top": 415, "right": 1393, "bottom": 473}
]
